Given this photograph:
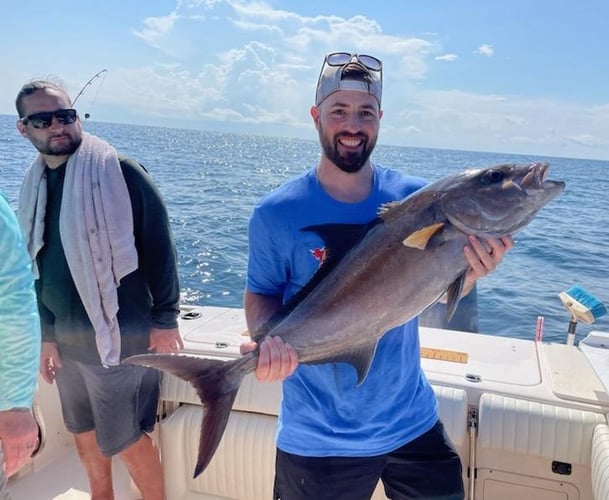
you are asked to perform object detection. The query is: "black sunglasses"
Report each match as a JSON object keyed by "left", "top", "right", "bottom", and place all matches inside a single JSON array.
[
  {"left": 325, "top": 52, "right": 382, "bottom": 72},
  {"left": 20, "top": 109, "right": 78, "bottom": 129}
]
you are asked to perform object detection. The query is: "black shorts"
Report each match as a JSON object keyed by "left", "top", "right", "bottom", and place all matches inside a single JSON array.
[
  {"left": 274, "top": 420, "right": 464, "bottom": 500},
  {"left": 55, "top": 358, "right": 160, "bottom": 456}
]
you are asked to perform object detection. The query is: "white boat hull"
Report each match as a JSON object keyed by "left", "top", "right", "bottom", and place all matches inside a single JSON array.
[{"left": 9, "top": 305, "right": 609, "bottom": 499}]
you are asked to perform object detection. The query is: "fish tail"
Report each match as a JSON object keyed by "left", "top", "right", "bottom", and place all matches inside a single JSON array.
[
  {"left": 191, "top": 355, "right": 254, "bottom": 477},
  {"left": 124, "top": 352, "right": 258, "bottom": 477}
]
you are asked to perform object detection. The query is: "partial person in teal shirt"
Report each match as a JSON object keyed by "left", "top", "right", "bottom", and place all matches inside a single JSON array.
[{"left": 0, "top": 190, "right": 41, "bottom": 499}]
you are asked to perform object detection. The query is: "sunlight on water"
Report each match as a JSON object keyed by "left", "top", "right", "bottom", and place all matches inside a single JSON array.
[{"left": 1, "top": 115, "right": 607, "bottom": 343}]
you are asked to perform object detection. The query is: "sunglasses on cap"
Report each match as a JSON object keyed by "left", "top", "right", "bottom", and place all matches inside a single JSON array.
[
  {"left": 324, "top": 52, "right": 382, "bottom": 72},
  {"left": 20, "top": 109, "right": 78, "bottom": 129}
]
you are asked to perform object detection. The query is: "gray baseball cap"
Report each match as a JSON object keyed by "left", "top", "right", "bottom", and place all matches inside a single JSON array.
[{"left": 315, "top": 52, "right": 383, "bottom": 107}]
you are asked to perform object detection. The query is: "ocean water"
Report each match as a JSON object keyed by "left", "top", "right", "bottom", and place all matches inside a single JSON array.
[{"left": 1, "top": 114, "right": 608, "bottom": 344}]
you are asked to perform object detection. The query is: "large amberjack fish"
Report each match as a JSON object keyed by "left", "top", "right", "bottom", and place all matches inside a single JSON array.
[{"left": 126, "top": 162, "right": 564, "bottom": 477}]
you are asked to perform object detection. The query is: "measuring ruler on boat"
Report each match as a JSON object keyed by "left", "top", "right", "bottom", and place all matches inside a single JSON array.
[{"left": 420, "top": 347, "right": 469, "bottom": 363}]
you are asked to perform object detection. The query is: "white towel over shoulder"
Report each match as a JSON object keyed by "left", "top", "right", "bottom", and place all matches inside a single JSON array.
[{"left": 18, "top": 132, "right": 138, "bottom": 366}]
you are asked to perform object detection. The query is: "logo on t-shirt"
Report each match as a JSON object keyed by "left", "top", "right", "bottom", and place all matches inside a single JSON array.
[{"left": 309, "top": 247, "right": 328, "bottom": 267}]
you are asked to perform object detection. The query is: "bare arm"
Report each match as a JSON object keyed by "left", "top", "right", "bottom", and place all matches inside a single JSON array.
[
  {"left": 244, "top": 289, "right": 282, "bottom": 333},
  {"left": 242, "top": 290, "right": 298, "bottom": 382}
]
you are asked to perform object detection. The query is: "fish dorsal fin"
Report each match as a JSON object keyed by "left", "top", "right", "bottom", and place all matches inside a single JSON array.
[
  {"left": 445, "top": 272, "right": 467, "bottom": 321},
  {"left": 323, "top": 342, "right": 379, "bottom": 385},
  {"left": 402, "top": 223, "right": 445, "bottom": 250},
  {"left": 378, "top": 200, "right": 402, "bottom": 220}
]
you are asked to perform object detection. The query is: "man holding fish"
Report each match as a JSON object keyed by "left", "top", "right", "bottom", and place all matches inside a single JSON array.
[
  {"left": 128, "top": 51, "right": 564, "bottom": 498},
  {"left": 242, "top": 52, "right": 512, "bottom": 499}
]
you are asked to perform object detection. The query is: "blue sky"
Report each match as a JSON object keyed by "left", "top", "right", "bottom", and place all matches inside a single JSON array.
[{"left": 2, "top": 0, "right": 609, "bottom": 160}]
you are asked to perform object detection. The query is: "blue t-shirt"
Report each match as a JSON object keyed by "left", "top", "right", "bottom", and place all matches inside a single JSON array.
[{"left": 247, "top": 165, "right": 439, "bottom": 457}]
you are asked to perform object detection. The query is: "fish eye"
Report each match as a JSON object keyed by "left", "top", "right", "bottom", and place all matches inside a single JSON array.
[{"left": 480, "top": 170, "right": 505, "bottom": 185}]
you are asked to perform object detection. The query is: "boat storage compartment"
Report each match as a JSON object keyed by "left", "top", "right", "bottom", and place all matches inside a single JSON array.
[
  {"left": 420, "top": 327, "right": 542, "bottom": 388},
  {"left": 545, "top": 340, "right": 609, "bottom": 407},
  {"left": 476, "top": 393, "right": 605, "bottom": 499}
]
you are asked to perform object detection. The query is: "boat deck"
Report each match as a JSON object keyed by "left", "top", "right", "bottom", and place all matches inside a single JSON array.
[
  {"left": 8, "top": 305, "right": 609, "bottom": 499},
  {"left": 9, "top": 447, "right": 136, "bottom": 499}
]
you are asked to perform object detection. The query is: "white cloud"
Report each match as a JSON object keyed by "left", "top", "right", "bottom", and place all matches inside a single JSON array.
[
  {"left": 475, "top": 44, "right": 494, "bottom": 57},
  {"left": 435, "top": 54, "right": 458, "bottom": 62},
  {"left": 114, "top": 1, "right": 438, "bottom": 130},
  {"left": 115, "top": 2, "right": 609, "bottom": 159},
  {"left": 4, "top": 1, "right": 604, "bottom": 160},
  {"left": 382, "top": 89, "right": 609, "bottom": 158},
  {"left": 564, "top": 133, "right": 606, "bottom": 147},
  {"left": 132, "top": 12, "right": 180, "bottom": 48}
]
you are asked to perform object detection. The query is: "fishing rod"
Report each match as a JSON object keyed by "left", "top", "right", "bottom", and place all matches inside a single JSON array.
[{"left": 73, "top": 68, "right": 107, "bottom": 120}]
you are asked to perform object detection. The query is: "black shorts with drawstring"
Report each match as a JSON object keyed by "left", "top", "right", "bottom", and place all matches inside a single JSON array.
[{"left": 273, "top": 419, "right": 464, "bottom": 500}]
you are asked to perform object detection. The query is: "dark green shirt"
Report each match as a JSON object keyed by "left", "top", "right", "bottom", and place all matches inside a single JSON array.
[{"left": 35, "top": 156, "right": 180, "bottom": 364}]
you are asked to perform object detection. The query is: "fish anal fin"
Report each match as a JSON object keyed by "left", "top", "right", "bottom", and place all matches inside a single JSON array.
[
  {"left": 445, "top": 273, "right": 467, "bottom": 322},
  {"left": 402, "top": 223, "right": 445, "bottom": 250},
  {"left": 324, "top": 343, "right": 378, "bottom": 386}
]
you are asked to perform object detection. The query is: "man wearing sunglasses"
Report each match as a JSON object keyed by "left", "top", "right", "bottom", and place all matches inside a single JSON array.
[
  {"left": 242, "top": 53, "right": 513, "bottom": 499},
  {"left": 14, "top": 80, "right": 182, "bottom": 500}
]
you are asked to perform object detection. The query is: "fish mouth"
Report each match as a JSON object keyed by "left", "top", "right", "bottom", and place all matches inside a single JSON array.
[
  {"left": 516, "top": 162, "right": 551, "bottom": 191},
  {"left": 515, "top": 162, "right": 566, "bottom": 202}
]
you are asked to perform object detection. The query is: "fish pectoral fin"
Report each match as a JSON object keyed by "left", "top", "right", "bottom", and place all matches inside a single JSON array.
[
  {"left": 445, "top": 273, "right": 467, "bottom": 321},
  {"left": 402, "top": 223, "right": 445, "bottom": 250}
]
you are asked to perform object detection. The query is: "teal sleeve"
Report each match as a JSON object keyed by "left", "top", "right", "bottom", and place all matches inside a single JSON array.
[{"left": 0, "top": 192, "right": 41, "bottom": 410}]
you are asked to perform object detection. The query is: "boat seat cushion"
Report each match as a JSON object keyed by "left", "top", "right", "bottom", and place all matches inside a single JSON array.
[
  {"left": 161, "top": 404, "right": 277, "bottom": 500},
  {"left": 478, "top": 393, "right": 606, "bottom": 465},
  {"left": 433, "top": 385, "right": 468, "bottom": 449},
  {"left": 159, "top": 381, "right": 468, "bottom": 500},
  {"left": 591, "top": 423, "right": 609, "bottom": 500}
]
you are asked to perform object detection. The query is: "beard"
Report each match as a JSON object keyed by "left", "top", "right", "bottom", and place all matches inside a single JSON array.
[
  {"left": 31, "top": 132, "right": 82, "bottom": 157},
  {"left": 318, "top": 128, "right": 377, "bottom": 174}
]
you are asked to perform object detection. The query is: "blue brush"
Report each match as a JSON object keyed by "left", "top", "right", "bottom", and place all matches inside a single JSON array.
[{"left": 559, "top": 285, "right": 608, "bottom": 345}]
